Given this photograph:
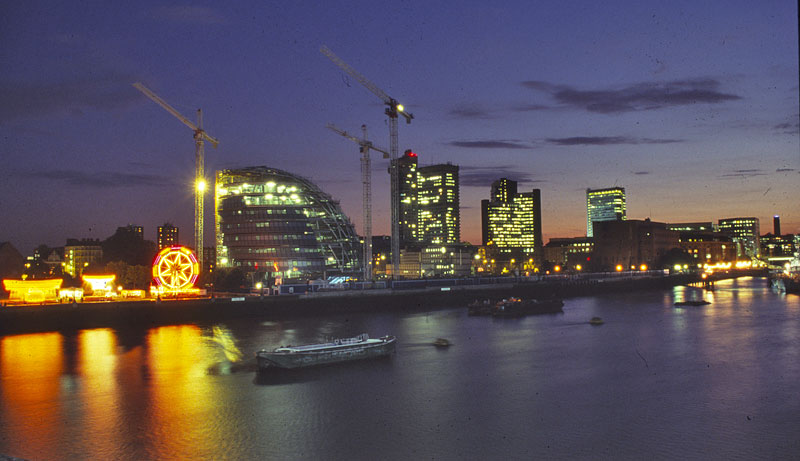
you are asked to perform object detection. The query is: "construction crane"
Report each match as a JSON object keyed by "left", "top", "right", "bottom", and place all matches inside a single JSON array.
[
  {"left": 132, "top": 82, "right": 218, "bottom": 271},
  {"left": 327, "top": 123, "right": 390, "bottom": 281},
  {"left": 321, "top": 45, "right": 413, "bottom": 279}
]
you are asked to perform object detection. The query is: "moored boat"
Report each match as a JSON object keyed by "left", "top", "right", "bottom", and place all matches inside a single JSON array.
[
  {"left": 256, "top": 333, "right": 396, "bottom": 369},
  {"left": 467, "top": 299, "right": 495, "bottom": 316},
  {"left": 491, "top": 297, "right": 564, "bottom": 317}
]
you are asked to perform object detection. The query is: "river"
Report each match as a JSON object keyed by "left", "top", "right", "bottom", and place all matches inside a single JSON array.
[{"left": 1, "top": 277, "right": 799, "bottom": 460}]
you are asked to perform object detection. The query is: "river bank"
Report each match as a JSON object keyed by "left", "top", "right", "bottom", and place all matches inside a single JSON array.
[{"left": 0, "top": 272, "right": 766, "bottom": 335}]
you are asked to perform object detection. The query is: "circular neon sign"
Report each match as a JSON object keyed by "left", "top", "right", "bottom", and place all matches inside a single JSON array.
[{"left": 152, "top": 246, "right": 199, "bottom": 291}]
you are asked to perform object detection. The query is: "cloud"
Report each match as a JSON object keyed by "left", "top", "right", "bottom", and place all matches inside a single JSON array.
[
  {"left": 634, "top": 171, "right": 651, "bottom": 175},
  {"left": 522, "top": 78, "right": 741, "bottom": 113},
  {"left": 774, "top": 115, "right": 799, "bottom": 134},
  {"left": 718, "top": 169, "right": 768, "bottom": 179},
  {"left": 459, "top": 165, "right": 544, "bottom": 188},
  {"left": 449, "top": 140, "right": 530, "bottom": 149},
  {"left": 23, "top": 169, "right": 172, "bottom": 188},
  {"left": 449, "top": 104, "right": 494, "bottom": 119},
  {"left": 152, "top": 6, "right": 228, "bottom": 24},
  {"left": 0, "top": 72, "right": 140, "bottom": 122},
  {"left": 545, "top": 136, "right": 682, "bottom": 146},
  {"left": 776, "top": 168, "right": 795, "bottom": 172},
  {"left": 512, "top": 104, "right": 551, "bottom": 112}
]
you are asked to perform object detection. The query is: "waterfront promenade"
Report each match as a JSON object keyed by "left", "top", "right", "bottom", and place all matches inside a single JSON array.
[{"left": 0, "top": 271, "right": 765, "bottom": 335}]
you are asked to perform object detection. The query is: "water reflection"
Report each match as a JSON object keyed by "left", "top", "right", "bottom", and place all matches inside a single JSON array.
[
  {"left": 146, "top": 325, "right": 224, "bottom": 458},
  {"left": 77, "top": 329, "right": 122, "bottom": 457},
  {"left": 0, "top": 332, "right": 64, "bottom": 459},
  {"left": 0, "top": 279, "right": 798, "bottom": 459}
]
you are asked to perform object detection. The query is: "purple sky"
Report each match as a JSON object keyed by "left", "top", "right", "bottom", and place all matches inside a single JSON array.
[{"left": 1, "top": 1, "right": 798, "bottom": 255}]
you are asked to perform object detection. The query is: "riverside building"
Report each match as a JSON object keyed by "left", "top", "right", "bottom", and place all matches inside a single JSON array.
[
  {"left": 718, "top": 217, "right": 760, "bottom": 258},
  {"left": 481, "top": 178, "right": 544, "bottom": 270},
  {"left": 586, "top": 187, "right": 626, "bottom": 237},
  {"left": 397, "top": 150, "right": 419, "bottom": 246},
  {"left": 395, "top": 150, "right": 461, "bottom": 247},
  {"left": 215, "top": 167, "right": 361, "bottom": 282},
  {"left": 417, "top": 163, "right": 460, "bottom": 244}
]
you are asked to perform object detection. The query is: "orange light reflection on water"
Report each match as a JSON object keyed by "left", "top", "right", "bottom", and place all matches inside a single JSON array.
[
  {"left": 146, "top": 325, "right": 221, "bottom": 458},
  {"left": 0, "top": 332, "right": 64, "bottom": 459},
  {"left": 77, "top": 328, "right": 122, "bottom": 457}
]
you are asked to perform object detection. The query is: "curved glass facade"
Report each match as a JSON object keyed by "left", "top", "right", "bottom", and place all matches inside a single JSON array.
[{"left": 215, "top": 167, "right": 361, "bottom": 281}]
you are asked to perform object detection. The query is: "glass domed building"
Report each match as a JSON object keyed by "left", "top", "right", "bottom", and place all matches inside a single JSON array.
[{"left": 215, "top": 167, "right": 361, "bottom": 282}]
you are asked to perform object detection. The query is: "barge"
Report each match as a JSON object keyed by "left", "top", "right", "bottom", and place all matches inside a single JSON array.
[{"left": 256, "top": 333, "right": 396, "bottom": 369}]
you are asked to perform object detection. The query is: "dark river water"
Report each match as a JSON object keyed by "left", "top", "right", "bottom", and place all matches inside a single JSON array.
[{"left": 1, "top": 277, "right": 799, "bottom": 460}]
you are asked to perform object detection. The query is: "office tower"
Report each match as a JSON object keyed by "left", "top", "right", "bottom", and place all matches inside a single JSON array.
[
  {"left": 718, "top": 217, "right": 761, "bottom": 258},
  {"left": 586, "top": 187, "right": 626, "bottom": 237},
  {"left": 774, "top": 215, "right": 781, "bottom": 236},
  {"left": 417, "top": 163, "right": 460, "bottom": 244},
  {"left": 215, "top": 167, "right": 361, "bottom": 281},
  {"left": 396, "top": 150, "right": 419, "bottom": 246},
  {"left": 157, "top": 223, "right": 179, "bottom": 250},
  {"left": 481, "top": 178, "right": 543, "bottom": 267}
]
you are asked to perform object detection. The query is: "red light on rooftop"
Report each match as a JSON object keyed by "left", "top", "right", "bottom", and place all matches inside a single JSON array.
[{"left": 405, "top": 150, "right": 417, "bottom": 157}]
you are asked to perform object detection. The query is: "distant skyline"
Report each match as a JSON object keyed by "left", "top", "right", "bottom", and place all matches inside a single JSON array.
[{"left": 1, "top": 1, "right": 798, "bottom": 254}]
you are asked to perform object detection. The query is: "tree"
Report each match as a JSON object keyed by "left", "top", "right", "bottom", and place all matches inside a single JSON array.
[
  {"left": 102, "top": 228, "right": 157, "bottom": 266},
  {"left": 213, "top": 267, "right": 247, "bottom": 292},
  {"left": 105, "top": 261, "right": 153, "bottom": 289},
  {"left": 657, "top": 247, "right": 694, "bottom": 271}
]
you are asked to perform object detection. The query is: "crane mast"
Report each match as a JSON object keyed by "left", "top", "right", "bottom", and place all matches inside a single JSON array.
[
  {"left": 321, "top": 45, "right": 413, "bottom": 279},
  {"left": 327, "top": 123, "right": 389, "bottom": 281},
  {"left": 132, "top": 83, "right": 218, "bottom": 271}
]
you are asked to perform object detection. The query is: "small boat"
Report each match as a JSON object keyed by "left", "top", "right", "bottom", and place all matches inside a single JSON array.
[
  {"left": 674, "top": 300, "right": 711, "bottom": 307},
  {"left": 589, "top": 317, "right": 604, "bottom": 325},
  {"left": 256, "top": 333, "right": 396, "bottom": 369},
  {"left": 492, "top": 297, "right": 564, "bottom": 317},
  {"left": 433, "top": 338, "right": 451, "bottom": 347},
  {"left": 467, "top": 299, "right": 494, "bottom": 316}
]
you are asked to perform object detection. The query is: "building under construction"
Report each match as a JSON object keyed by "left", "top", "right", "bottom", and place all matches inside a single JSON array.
[{"left": 214, "top": 167, "right": 361, "bottom": 282}]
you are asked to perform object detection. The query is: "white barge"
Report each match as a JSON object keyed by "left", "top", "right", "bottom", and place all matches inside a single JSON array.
[{"left": 256, "top": 333, "right": 396, "bottom": 369}]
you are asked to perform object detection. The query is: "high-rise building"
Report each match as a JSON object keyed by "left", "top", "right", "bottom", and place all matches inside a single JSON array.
[
  {"left": 396, "top": 150, "right": 419, "bottom": 246},
  {"left": 774, "top": 215, "right": 781, "bottom": 236},
  {"left": 215, "top": 167, "right": 361, "bottom": 282},
  {"left": 157, "top": 223, "right": 179, "bottom": 250},
  {"left": 394, "top": 150, "right": 461, "bottom": 247},
  {"left": 417, "top": 163, "right": 460, "bottom": 244},
  {"left": 481, "top": 178, "right": 543, "bottom": 268},
  {"left": 718, "top": 217, "right": 761, "bottom": 258},
  {"left": 586, "top": 187, "right": 626, "bottom": 237}
]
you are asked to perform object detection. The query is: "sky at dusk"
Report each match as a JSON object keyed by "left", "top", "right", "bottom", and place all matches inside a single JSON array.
[{"left": 1, "top": 1, "right": 798, "bottom": 255}]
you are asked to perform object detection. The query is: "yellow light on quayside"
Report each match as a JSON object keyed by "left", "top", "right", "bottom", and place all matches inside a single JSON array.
[{"left": 616, "top": 265, "right": 623, "bottom": 272}]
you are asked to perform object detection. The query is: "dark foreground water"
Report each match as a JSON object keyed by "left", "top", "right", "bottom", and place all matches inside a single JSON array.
[{"left": 1, "top": 277, "right": 799, "bottom": 460}]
